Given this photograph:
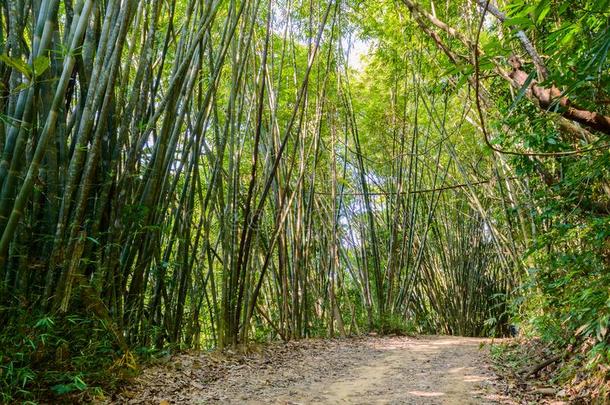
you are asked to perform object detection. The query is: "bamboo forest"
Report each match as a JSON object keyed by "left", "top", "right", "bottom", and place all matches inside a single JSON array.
[{"left": 1, "top": 0, "right": 609, "bottom": 403}]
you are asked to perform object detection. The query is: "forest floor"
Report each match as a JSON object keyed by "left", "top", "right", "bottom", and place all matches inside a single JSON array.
[{"left": 110, "top": 335, "right": 527, "bottom": 404}]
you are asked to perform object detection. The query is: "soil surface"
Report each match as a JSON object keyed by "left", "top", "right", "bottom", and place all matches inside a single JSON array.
[{"left": 114, "top": 335, "right": 517, "bottom": 404}]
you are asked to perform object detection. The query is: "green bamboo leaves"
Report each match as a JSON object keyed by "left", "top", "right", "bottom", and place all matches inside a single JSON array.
[
  {"left": 0, "top": 55, "right": 50, "bottom": 81},
  {"left": 0, "top": 1, "right": 520, "bottom": 381}
]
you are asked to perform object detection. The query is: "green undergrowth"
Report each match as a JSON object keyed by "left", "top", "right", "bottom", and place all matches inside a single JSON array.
[
  {"left": 0, "top": 306, "right": 420, "bottom": 403},
  {"left": 490, "top": 336, "right": 610, "bottom": 404},
  {"left": 0, "top": 309, "right": 141, "bottom": 404},
  {"left": 507, "top": 215, "right": 610, "bottom": 402},
  {"left": 374, "top": 314, "right": 418, "bottom": 336}
]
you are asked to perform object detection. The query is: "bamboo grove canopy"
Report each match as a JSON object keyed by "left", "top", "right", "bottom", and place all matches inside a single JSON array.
[{"left": 1, "top": 0, "right": 609, "bottom": 399}]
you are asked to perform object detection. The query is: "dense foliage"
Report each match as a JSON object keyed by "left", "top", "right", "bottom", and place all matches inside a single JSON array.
[
  {"left": 381, "top": 0, "right": 610, "bottom": 398},
  {"left": 0, "top": 0, "right": 608, "bottom": 401}
]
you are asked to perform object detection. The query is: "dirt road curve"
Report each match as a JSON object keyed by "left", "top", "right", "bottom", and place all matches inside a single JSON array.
[{"left": 116, "top": 336, "right": 515, "bottom": 404}]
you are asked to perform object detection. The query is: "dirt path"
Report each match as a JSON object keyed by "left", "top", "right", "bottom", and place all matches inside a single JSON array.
[{"left": 116, "top": 336, "right": 515, "bottom": 404}]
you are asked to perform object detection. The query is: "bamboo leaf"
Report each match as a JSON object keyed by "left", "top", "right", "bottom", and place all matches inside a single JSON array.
[
  {"left": 32, "top": 56, "right": 50, "bottom": 78},
  {"left": 0, "top": 54, "right": 32, "bottom": 78}
]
